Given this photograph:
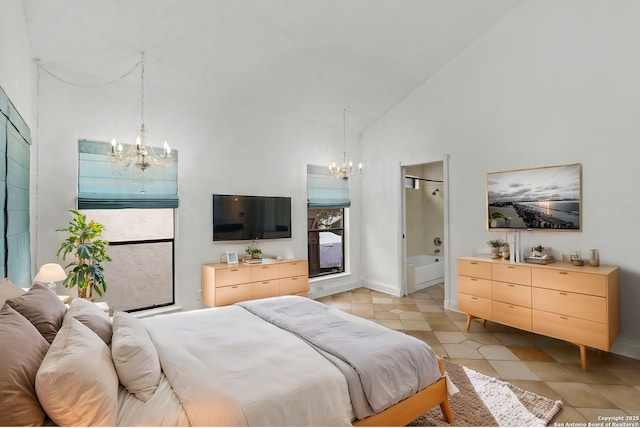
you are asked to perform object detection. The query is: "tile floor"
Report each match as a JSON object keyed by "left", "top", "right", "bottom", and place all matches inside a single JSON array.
[{"left": 316, "top": 285, "right": 640, "bottom": 425}]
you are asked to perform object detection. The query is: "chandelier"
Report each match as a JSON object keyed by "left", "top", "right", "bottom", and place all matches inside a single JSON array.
[
  {"left": 329, "top": 108, "right": 362, "bottom": 180},
  {"left": 108, "top": 52, "right": 172, "bottom": 192}
]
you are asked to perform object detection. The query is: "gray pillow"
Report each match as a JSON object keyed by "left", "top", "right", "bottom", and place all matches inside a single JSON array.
[
  {"left": 0, "top": 304, "right": 50, "bottom": 426},
  {"left": 65, "top": 297, "right": 112, "bottom": 344},
  {"left": 111, "top": 311, "right": 161, "bottom": 401},
  {"left": 0, "top": 277, "right": 25, "bottom": 307},
  {"left": 6, "top": 283, "right": 67, "bottom": 343}
]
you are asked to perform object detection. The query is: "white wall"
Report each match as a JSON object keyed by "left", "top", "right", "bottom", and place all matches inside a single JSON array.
[
  {"left": 34, "top": 70, "right": 362, "bottom": 311},
  {"left": 0, "top": 0, "right": 36, "bottom": 126},
  {"left": 362, "top": 0, "right": 640, "bottom": 358}
]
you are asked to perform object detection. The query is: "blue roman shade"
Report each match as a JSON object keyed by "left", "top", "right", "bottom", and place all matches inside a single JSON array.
[
  {"left": 0, "top": 84, "right": 31, "bottom": 286},
  {"left": 78, "top": 139, "right": 178, "bottom": 209},
  {"left": 307, "top": 164, "right": 351, "bottom": 209}
]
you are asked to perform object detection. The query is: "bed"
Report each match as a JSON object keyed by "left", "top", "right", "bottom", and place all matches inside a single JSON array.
[{"left": 0, "top": 281, "right": 453, "bottom": 427}]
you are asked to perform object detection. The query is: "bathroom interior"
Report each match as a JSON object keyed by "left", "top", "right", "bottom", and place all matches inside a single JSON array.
[{"left": 405, "top": 161, "right": 445, "bottom": 293}]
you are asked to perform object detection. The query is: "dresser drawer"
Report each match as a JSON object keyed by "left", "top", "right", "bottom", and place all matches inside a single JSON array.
[
  {"left": 533, "top": 309, "right": 608, "bottom": 350},
  {"left": 280, "top": 276, "right": 308, "bottom": 295},
  {"left": 492, "top": 301, "right": 532, "bottom": 331},
  {"left": 459, "top": 293, "right": 492, "bottom": 320},
  {"left": 458, "top": 276, "right": 492, "bottom": 299},
  {"left": 251, "top": 264, "right": 281, "bottom": 282},
  {"left": 250, "top": 280, "right": 280, "bottom": 300},
  {"left": 216, "top": 267, "right": 251, "bottom": 287},
  {"left": 492, "top": 281, "right": 531, "bottom": 307},
  {"left": 458, "top": 259, "right": 491, "bottom": 279},
  {"left": 532, "top": 268, "right": 606, "bottom": 296},
  {"left": 532, "top": 287, "right": 606, "bottom": 323},
  {"left": 492, "top": 264, "right": 531, "bottom": 285},
  {"left": 215, "top": 284, "right": 251, "bottom": 306},
  {"left": 279, "top": 260, "right": 308, "bottom": 277}
]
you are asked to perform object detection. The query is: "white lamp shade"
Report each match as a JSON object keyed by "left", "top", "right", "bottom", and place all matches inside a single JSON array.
[{"left": 34, "top": 263, "right": 67, "bottom": 283}]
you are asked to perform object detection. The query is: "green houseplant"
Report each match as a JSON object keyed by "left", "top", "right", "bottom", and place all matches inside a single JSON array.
[
  {"left": 246, "top": 247, "right": 262, "bottom": 259},
  {"left": 487, "top": 239, "right": 505, "bottom": 259},
  {"left": 57, "top": 210, "right": 112, "bottom": 300}
]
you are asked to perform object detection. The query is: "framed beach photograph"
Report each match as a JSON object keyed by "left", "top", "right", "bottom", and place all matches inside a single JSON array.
[
  {"left": 486, "top": 163, "right": 582, "bottom": 231},
  {"left": 226, "top": 251, "right": 238, "bottom": 264}
]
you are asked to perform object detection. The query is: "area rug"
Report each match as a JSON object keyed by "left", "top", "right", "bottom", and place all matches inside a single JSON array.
[{"left": 409, "top": 360, "right": 563, "bottom": 427}]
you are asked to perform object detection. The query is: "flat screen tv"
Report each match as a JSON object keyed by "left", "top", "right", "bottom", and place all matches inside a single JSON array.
[
  {"left": 212, "top": 194, "right": 292, "bottom": 241},
  {"left": 487, "top": 163, "right": 582, "bottom": 231}
]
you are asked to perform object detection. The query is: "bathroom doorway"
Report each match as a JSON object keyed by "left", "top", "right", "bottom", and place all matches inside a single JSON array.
[{"left": 400, "top": 158, "right": 448, "bottom": 300}]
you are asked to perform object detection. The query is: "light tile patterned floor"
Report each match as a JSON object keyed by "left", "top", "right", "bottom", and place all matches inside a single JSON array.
[{"left": 316, "top": 285, "right": 640, "bottom": 425}]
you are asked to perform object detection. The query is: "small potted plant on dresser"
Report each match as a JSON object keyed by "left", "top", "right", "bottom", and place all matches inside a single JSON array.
[
  {"left": 245, "top": 240, "right": 262, "bottom": 260},
  {"left": 487, "top": 239, "right": 505, "bottom": 259},
  {"left": 57, "top": 210, "right": 112, "bottom": 301},
  {"left": 501, "top": 242, "right": 510, "bottom": 260}
]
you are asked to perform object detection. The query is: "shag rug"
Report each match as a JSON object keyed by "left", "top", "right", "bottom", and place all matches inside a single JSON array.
[{"left": 409, "top": 360, "right": 563, "bottom": 427}]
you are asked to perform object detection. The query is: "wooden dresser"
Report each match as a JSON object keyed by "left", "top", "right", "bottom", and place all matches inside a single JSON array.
[
  {"left": 202, "top": 259, "right": 308, "bottom": 307},
  {"left": 458, "top": 257, "right": 620, "bottom": 370}
]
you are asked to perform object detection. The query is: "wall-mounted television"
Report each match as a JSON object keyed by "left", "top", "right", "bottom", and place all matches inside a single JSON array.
[
  {"left": 487, "top": 163, "right": 582, "bottom": 231},
  {"left": 212, "top": 194, "right": 292, "bottom": 241}
]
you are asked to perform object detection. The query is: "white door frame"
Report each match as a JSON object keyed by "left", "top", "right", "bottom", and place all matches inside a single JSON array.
[{"left": 399, "top": 154, "right": 451, "bottom": 306}]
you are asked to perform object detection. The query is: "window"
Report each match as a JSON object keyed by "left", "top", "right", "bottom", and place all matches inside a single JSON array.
[
  {"left": 77, "top": 139, "right": 178, "bottom": 311},
  {"left": 84, "top": 208, "right": 175, "bottom": 312},
  {"left": 0, "top": 85, "right": 32, "bottom": 286},
  {"left": 306, "top": 165, "right": 350, "bottom": 278},
  {"left": 308, "top": 208, "right": 344, "bottom": 277}
]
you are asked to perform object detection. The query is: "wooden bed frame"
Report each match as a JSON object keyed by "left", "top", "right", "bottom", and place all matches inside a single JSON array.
[{"left": 353, "top": 356, "right": 453, "bottom": 426}]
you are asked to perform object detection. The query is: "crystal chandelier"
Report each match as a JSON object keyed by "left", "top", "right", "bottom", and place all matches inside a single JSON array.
[
  {"left": 108, "top": 52, "right": 172, "bottom": 192},
  {"left": 329, "top": 108, "right": 362, "bottom": 180}
]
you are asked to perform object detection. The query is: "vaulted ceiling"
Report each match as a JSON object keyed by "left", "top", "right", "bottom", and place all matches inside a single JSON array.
[{"left": 22, "top": 0, "right": 521, "bottom": 132}]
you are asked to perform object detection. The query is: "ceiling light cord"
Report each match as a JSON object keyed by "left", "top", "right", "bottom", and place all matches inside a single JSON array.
[
  {"left": 140, "top": 52, "right": 145, "bottom": 128},
  {"left": 36, "top": 56, "right": 144, "bottom": 88}
]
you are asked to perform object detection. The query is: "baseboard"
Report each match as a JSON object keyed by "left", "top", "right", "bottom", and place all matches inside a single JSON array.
[
  {"left": 611, "top": 338, "right": 640, "bottom": 361},
  {"left": 415, "top": 277, "right": 444, "bottom": 291},
  {"left": 361, "top": 279, "right": 403, "bottom": 297}
]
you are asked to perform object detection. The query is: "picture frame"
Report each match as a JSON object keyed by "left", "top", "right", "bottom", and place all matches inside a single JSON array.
[
  {"left": 486, "top": 163, "right": 582, "bottom": 231},
  {"left": 226, "top": 251, "right": 238, "bottom": 264}
]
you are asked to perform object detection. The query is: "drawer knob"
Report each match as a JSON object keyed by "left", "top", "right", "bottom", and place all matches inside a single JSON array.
[
  {"left": 470, "top": 262, "right": 478, "bottom": 265},
  {"left": 507, "top": 266, "right": 515, "bottom": 269},
  {"left": 231, "top": 286, "right": 238, "bottom": 289},
  {"left": 231, "top": 269, "right": 238, "bottom": 272},
  {"left": 470, "top": 278, "right": 478, "bottom": 282},
  {"left": 471, "top": 297, "right": 477, "bottom": 300},
  {"left": 507, "top": 284, "right": 515, "bottom": 288},
  {"left": 262, "top": 282, "right": 269, "bottom": 285},
  {"left": 291, "top": 277, "right": 298, "bottom": 281},
  {"left": 560, "top": 316, "right": 568, "bottom": 320},
  {"left": 559, "top": 271, "right": 568, "bottom": 275},
  {"left": 559, "top": 292, "right": 567, "bottom": 296}
]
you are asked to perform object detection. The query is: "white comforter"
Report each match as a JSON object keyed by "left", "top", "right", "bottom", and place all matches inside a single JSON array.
[{"left": 137, "top": 305, "right": 354, "bottom": 426}]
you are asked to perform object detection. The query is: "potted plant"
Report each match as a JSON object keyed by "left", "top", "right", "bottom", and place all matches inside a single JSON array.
[
  {"left": 501, "top": 242, "right": 510, "bottom": 260},
  {"left": 487, "top": 239, "right": 505, "bottom": 259},
  {"left": 532, "top": 245, "right": 544, "bottom": 257},
  {"left": 246, "top": 240, "right": 262, "bottom": 259},
  {"left": 57, "top": 210, "right": 112, "bottom": 300}
]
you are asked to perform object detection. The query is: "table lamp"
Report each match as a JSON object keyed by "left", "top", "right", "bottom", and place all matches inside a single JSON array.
[{"left": 34, "top": 263, "right": 67, "bottom": 292}]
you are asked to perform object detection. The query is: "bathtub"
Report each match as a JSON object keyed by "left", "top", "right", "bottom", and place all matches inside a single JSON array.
[{"left": 407, "top": 255, "right": 444, "bottom": 292}]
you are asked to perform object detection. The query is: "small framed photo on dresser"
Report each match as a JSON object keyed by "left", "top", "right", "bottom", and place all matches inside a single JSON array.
[{"left": 226, "top": 251, "right": 238, "bottom": 264}]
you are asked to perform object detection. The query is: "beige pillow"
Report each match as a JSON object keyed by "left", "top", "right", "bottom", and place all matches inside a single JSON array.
[
  {"left": 36, "top": 317, "right": 118, "bottom": 426},
  {"left": 6, "top": 283, "right": 67, "bottom": 343},
  {"left": 65, "top": 297, "right": 112, "bottom": 344},
  {"left": 0, "top": 304, "right": 49, "bottom": 426},
  {"left": 0, "top": 277, "right": 25, "bottom": 307},
  {"left": 111, "top": 311, "right": 161, "bottom": 401}
]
